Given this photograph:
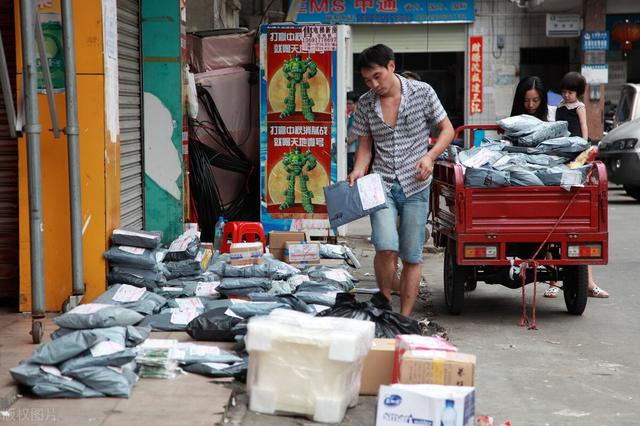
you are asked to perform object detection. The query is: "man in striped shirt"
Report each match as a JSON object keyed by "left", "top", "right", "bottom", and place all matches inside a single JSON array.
[{"left": 348, "top": 44, "right": 454, "bottom": 316}]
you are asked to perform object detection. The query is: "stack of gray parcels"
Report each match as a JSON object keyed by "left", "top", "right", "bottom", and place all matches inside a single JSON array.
[
  {"left": 10, "top": 304, "right": 145, "bottom": 398},
  {"left": 461, "top": 115, "right": 592, "bottom": 188},
  {"left": 105, "top": 229, "right": 165, "bottom": 290}
]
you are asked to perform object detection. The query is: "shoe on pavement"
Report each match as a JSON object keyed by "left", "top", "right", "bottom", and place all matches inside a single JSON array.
[{"left": 588, "top": 286, "right": 609, "bottom": 298}]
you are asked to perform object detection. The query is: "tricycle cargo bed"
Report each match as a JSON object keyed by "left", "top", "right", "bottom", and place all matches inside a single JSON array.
[{"left": 431, "top": 160, "right": 609, "bottom": 266}]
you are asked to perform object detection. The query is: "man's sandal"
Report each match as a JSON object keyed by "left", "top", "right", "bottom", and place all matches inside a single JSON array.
[
  {"left": 544, "top": 286, "right": 561, "bottom": 298},
  {"left": 588, "top": 286, "right": 609, "bottom": 298}
]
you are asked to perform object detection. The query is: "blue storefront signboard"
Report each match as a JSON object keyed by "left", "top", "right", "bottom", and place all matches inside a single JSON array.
[
  {"left": 582, "top": 31, "right": 609, "bottom": 51},
  {"left": 288, "top": 0, "right": 474, "bottom": 24}
]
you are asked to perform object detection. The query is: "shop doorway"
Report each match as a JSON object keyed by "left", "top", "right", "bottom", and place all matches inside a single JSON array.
[
  {"left": 520, "top": 47, "right": 570, "bottom": 95},
  {"left": 352, "top": 51, "right": 465, "bottom": 129}
]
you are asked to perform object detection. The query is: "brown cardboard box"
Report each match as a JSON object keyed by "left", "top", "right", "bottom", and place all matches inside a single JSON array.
[
  {"left": 229, "top": 242, "right": 263, "bottom": 266},
  {"left": 283, "top": 241, "right": 320, "bottom": 264},
  {"left": 268, "top": 231, "right": 307, "bottom": 261},
  {"left": 399, "top": 350, "right": 476, "bottom": 387},
  {"left": 318, "top": 258, "right": 344, "bottom": 267},
  {"left": 359, "top": 338, "right": 395, "bottom": 395}
]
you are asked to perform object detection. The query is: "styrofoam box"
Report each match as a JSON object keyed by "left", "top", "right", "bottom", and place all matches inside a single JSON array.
[{"left": 246, "top": 309, "right": 375, "bottom": 423}]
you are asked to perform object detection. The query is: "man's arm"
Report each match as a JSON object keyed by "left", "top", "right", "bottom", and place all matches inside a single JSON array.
[
  {"left": 347, "top": 135, "right": 372, "bottom": 185},
  {"left": 416, "top": 116, "right": 454, "bottom": 181}
]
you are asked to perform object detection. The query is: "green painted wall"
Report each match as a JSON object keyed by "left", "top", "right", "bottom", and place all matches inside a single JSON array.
[{"left": 141, "top": 0, "right": 184, "bottom": 242}]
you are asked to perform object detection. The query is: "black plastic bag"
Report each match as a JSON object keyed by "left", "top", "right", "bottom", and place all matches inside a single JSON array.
[
  {"left": 317, "top": 292, "right": 420, "bottom": 338},
  {"left": 182, "top": 360, "right": 248, "bottom": 379},
  {"left": 186, "top": 307, "right": 243, "bottom": 341}
]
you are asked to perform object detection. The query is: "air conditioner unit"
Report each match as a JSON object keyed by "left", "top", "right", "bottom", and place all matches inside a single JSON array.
[{"left": 546, "top": 14, "right": 582, "bottom": 38}]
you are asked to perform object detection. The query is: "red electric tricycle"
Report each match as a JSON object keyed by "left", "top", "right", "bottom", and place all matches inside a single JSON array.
[{"left": 430, "top": 125, "right": 609, "bottom": 316}]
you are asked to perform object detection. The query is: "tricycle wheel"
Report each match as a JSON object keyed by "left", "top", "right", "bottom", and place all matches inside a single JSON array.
[
  {"left": 444, "top": 245, "right": 466, "bottom": 315},
  {"left": 563, "top": 265, "right": 588, "bottom": 315}
]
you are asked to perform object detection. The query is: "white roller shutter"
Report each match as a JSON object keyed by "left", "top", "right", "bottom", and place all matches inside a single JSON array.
[
  {"left": 117, "top": 0, "right": 144, "bottom": 229},
  {"left": 351, "top": 24, "right": 466, "bottom": 53}
]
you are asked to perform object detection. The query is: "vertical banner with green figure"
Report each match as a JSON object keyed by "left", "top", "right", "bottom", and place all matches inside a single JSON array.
[
  {"left": 260, "top": 24, "right": 338, "bottom": 233},
  {"left": 36, "top": 0, "right": 65, "bottom": 93}
]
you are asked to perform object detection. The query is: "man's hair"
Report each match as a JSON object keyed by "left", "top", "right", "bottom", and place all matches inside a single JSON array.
[
  {"left": 356, "top": 44, "right": 394, "bottom": 72},
  {"left": 560, "top": 71, "right": 586, "bottom": 96},
  {"left": 346, "top": 91, "right": 359, "bottom": 103}
]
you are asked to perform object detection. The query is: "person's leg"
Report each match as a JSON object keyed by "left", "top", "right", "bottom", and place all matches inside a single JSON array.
[
  {"left": 370, "top": 185, "right": 400, "bottom": 300},
  {"left": 544, "top": 251, "right": 561, "bottom": 298},
  {"left": 397, "top": 185, "right": 430, "bottom": 315},
  {"left": 391, "top": 253, "right": 401, "bottom": 295},
  {"left": 399, "top": 261, "right": 422, "bottom": 315},
  {"left": 587, "top": 265, "right": 609, "bottom": 298},
  {"left": 375, "top": 251, "right": 398, "bottom": 301}
]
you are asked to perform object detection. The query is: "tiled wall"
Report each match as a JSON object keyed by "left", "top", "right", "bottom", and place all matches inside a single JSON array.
[{"left": 468, "top": 0, "right": 579, "bottom": 124}]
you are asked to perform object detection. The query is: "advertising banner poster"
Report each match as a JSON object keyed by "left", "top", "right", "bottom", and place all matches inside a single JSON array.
[
  {"left": 37, "top": 0, "right": 65, "bottom": 93},
  {"left": 469, "top": 36, "right": 483, "bottom": 115},
  {"left": 260, "top": 24, "right": 338, "bottom": 233},
  {"left": 288, "top": 0, "right": 475, "bottom": 24}
]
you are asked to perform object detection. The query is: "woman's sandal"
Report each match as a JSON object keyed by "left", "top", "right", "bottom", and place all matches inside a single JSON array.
[
  {"left": 544, "top": 286, "right": 561, "bottom": 298},
  {"left": 588, "top": 286, "right": 610, "bottom": 298}
]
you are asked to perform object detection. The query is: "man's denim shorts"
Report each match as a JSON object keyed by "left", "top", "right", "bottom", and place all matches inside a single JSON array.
[{"left": 370, "top": 180, "right": 430, "bottom": 264}]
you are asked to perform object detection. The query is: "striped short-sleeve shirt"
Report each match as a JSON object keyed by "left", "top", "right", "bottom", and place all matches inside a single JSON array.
[{"left": 352, "top": 74, "right": 447, "bottom": 198}]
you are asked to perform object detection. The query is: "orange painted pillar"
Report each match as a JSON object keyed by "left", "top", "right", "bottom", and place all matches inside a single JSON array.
[{"left": 16, "top": 0, "right": 119, "bottom": 311}]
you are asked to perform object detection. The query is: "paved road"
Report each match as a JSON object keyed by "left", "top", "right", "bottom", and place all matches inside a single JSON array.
[
  {"left": 239, "top": 186, "right": 640, "bottom": 426},
  {"left": 425, "top": 185, "right": 640, "bottom": 425}
]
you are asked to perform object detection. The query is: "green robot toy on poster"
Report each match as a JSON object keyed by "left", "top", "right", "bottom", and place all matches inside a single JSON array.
[
  {"left": 280, "top": 54, "right": 318, "bottom": 122},
  {"left": 280, "top": 147, "right": 317, "bottom": 213}
]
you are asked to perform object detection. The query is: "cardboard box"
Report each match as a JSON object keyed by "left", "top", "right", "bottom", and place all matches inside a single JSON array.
[
  {"left": 399, "top": 350, "right": 476, "bottom": 387},
  {"left": 268, "top": 231, "right": 307, "bottom": 261},
  {"left": 229, "top": 242, "right": 263, "bottom": 265},
  {"left": 376, "top": 384, "right": 475, "bottom": 426},
  {"left": 318, "top": 258, "right": 345, "bottom": 267},
  {"left": 360, "top": 338, "right": 395, "bottom": 395},
  {"left": 283, "top": 241, "right": 320, "bottom": 264},
  {"left": 392, "top": 335, "right": 458, "bottom": 383}
]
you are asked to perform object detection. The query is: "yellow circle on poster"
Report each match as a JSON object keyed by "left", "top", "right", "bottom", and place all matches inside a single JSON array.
[
  {"left": 268, "top": 161, "right": 328, "bottom": 206},
  {"left": 268, "top": 66, "right": 330, "bottom": 113}
]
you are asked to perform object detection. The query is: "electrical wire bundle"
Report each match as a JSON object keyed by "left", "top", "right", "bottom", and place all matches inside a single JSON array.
[{"left": 189, "top": 84, "right": 259, "bottom": 242}]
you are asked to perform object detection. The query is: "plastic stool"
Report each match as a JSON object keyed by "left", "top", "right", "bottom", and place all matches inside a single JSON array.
[
  {"left": 219, "top": 222, "right": 240, "bottom": 254},
  {"left": 219, "top": 221, "right": 266, "bottom": 254},
  {"left": 237, "top": 222, "right": 266, "bottom": 245}
]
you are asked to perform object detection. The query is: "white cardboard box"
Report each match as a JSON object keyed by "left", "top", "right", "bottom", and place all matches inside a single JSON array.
[{"left": 376, "top": 384, "right": 475, "bottom": 426}]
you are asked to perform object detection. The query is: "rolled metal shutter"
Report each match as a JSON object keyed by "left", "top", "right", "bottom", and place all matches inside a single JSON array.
[
  {"left": 117, "top": 0, "right": 144, "bottom": 229},
  {"left": 351, "top": 24, "right": 466, "bottom": 53},
  {"left": 0, "top": 3, "right": 18, "bottom": 299}
]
